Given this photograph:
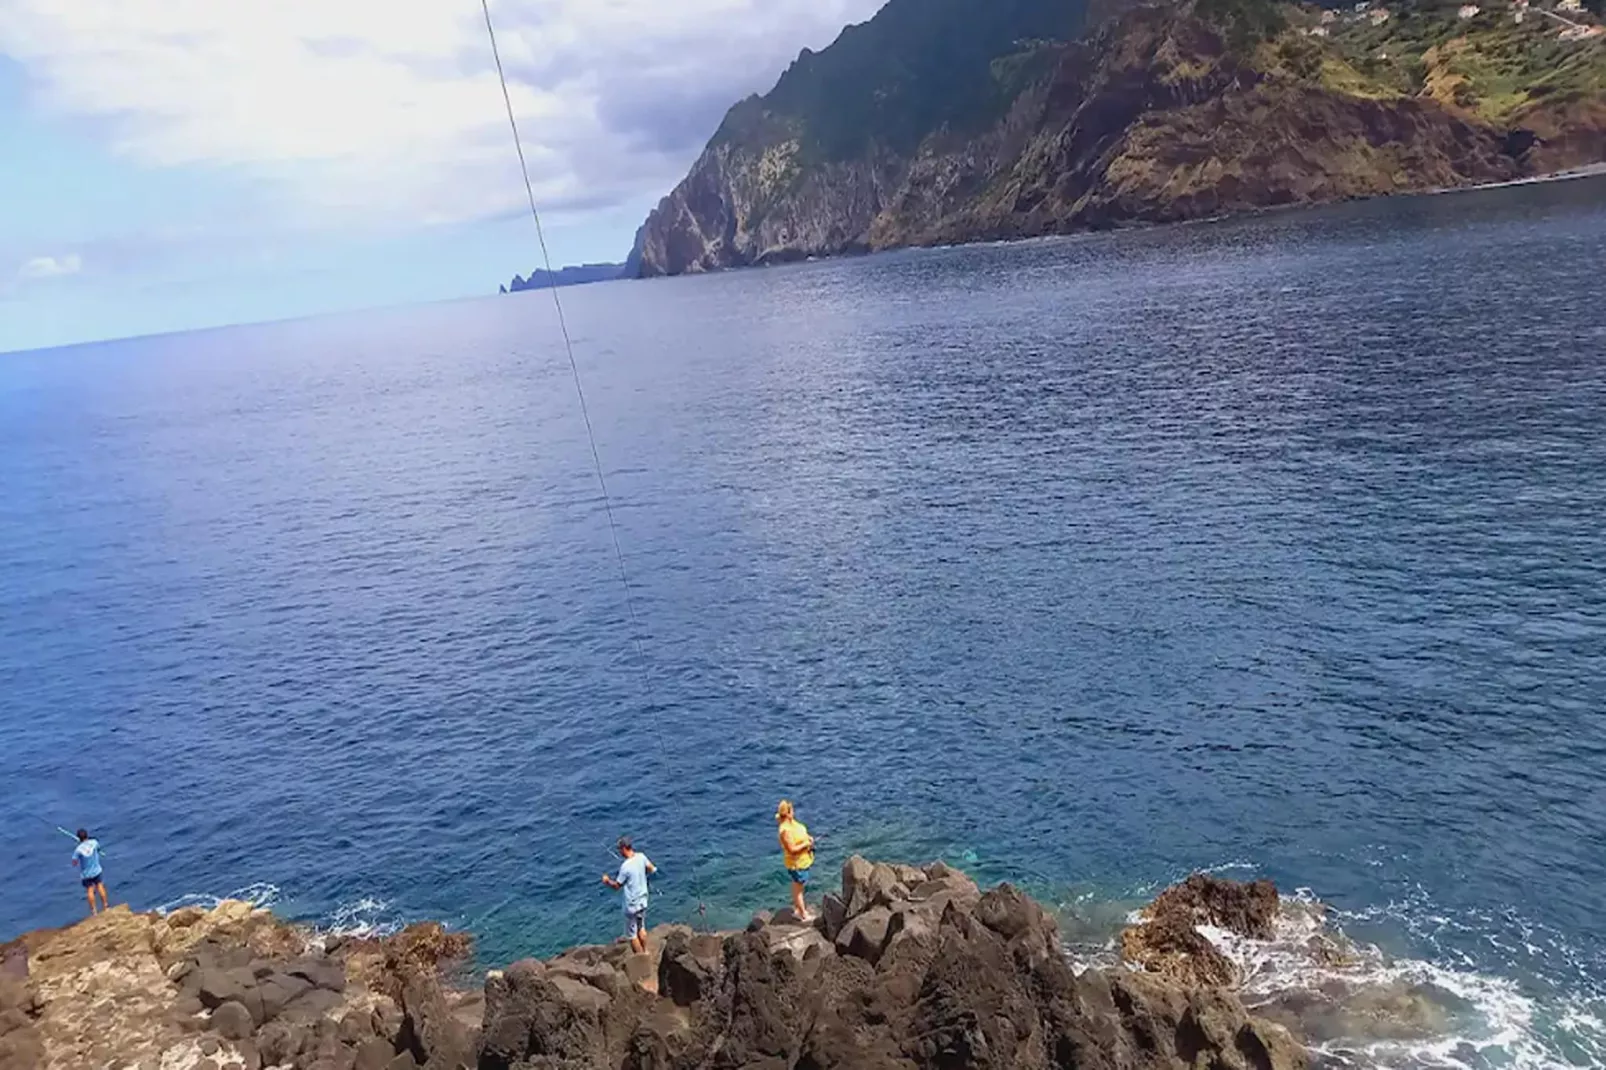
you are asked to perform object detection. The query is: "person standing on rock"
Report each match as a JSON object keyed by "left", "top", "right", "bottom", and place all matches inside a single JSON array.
[
  {"left": 602, "top": 837, "right": 656, "bottom": 955},
  {"left": 775, "top": 800, "right": 816, "bottom": 923},
  {"left": 71, "top": 829, "right": 109, "bottom": 915}
]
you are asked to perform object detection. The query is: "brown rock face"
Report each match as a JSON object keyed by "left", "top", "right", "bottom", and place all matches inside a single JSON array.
[
  {"left": 480, "top": 857, "right": 1305, "bottom": 1070},
  {"left": 633, "top": 3, "right": 1605, "bottom": 278},
  {"left": 2, "top": 900, "right": 476, "bottom": 1070},
  {"left": 1150, "top": 873, "right": 1281, "bottom": 940},
  {"left": 1120, "top": 872, "right": 1280, "bottom": 988}
]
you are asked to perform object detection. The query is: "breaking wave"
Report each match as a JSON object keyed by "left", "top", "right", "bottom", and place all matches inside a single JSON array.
[
  {"left": 155, "top": 882, "right": 282, "bottom": 915},
  {"left": 1201, "top": 890, "right": 1605, "bottom": 1070}
]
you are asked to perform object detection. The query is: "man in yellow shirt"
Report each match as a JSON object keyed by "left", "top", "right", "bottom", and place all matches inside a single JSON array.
[{"left": 775, "top": 799, "right": 816, "bottom": 922}]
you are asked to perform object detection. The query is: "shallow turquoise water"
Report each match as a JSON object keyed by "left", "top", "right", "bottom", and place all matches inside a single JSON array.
[{"left": 3, "top": 179, "right": 1604, "bottom": 1067}]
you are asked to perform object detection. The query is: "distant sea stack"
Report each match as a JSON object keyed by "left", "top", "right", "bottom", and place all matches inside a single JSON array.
[
  {"left": 501, "top": 262, "right": 626, "bottom": 294},
  {"left": 632, "top": 0, "right": 1606, "bottom": 276}
]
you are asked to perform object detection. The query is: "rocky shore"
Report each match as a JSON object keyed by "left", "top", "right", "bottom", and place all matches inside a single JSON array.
[{"left": 0, "top": 860, "right": 1310, "bottom": 1070}]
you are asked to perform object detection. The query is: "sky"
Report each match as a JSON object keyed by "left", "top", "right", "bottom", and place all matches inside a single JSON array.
[{"left": 0, "top": 0, "right": 887, "bottom": 353}]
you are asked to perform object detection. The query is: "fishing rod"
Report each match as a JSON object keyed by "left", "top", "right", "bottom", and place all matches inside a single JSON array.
[{"left": 37, "top": 816, "right": 106, "bottom": 855}]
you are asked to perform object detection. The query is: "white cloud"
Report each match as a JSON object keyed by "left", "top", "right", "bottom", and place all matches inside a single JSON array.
[
  {"left": 0, "top": 0, "right": 886, "bottom": 240},
  {"left": 17, "top": 253, "right": 83, "bottom": 280}
]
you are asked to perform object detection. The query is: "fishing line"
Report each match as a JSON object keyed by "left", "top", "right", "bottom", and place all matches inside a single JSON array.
[{"left": 478, "top": 0, "right": 710, "bottom": 930}]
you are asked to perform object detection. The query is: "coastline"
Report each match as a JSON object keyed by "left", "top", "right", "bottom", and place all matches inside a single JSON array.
[
  {"left": 1, "top": 860, "right": 1314, "bottom": 1070},
  {"left": 631, "top": 165, "right": 1606, "bottom": 280},
  {"left": 4, "top": 858, "right": 1566, "bottom": 1070}
]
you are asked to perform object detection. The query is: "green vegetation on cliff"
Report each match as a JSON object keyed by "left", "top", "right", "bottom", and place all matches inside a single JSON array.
[
  {"left": 636, "top": 0, "right": 1606, "bottom": 277},
  {"left": 723, "top": 0, "right": 1091, "bottom": 162}
]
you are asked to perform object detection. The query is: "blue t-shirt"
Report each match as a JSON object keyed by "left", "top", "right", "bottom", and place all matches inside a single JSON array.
[
  {"left": 615, "top": 854, "right": 652, "bottom": 913},
  {"left": 74, "top": 839, "right": 103, "bottom": 879}
]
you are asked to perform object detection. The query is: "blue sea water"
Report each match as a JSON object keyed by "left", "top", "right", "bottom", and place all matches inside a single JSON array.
[{"left": 3, "top": 178, "right": 1605, "bottom": 1067}]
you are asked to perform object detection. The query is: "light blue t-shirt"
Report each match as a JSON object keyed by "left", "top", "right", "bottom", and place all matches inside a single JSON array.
[
  {"left": 74, "top": 839, "right": 103, "bottom": 879},
  {"left": 616, "top": 853, "right": 652, "bottom": 913}
]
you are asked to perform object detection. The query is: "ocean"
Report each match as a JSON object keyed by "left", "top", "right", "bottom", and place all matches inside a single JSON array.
[{"left": 3, "top": 177, "right": 1604, "bottom": 1068}]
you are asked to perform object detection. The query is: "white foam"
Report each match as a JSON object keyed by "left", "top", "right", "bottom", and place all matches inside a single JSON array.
[
  {"left": 156, "top": 882, "right": 281, "bottom": 915},
  {"left": 1194, "top": 891, "right": 1605, "bottom": 1070},
  {"left": 312, "top": 896, "right": 404, "bottom": 941}
]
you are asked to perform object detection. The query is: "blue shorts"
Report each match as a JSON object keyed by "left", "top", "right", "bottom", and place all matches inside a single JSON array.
[
  {"left": 787, "top": 867, "right": 811, "bottom": 886},
  {"left": 624, "top": 908, "right": 646, "bottom": 938},
  {"left": 81, "top": 875, "right": 103, "bottom": 889}
]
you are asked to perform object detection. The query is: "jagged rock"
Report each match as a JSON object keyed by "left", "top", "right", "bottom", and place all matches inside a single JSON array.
[
  {"left": 746, "top": 911, "right": 773, "bottom": 933},
  {"left": 846, "top": 862, "right": 908, "bottom": 916},
  {"left": 906, "top": 910, "right": 1043, "bottom": 1070},
  {"left": 770, "top": 907, "right": 805, "bottom": 927},
  {"left": 1, "top": 859, "right": 1311, "bottom": 1070},
  {"left": 481, "top": 968, "right": 585, "bottom": 1067},
  {"left": 1149, "top": 873, "right": 1281, "bottom": 939},
  {"left": 1120, "top": 907, "right": 1241, "bottom": 988},
  {"left": 257, "top": 1020, "right": 309, "bottom": 1066},
  {"left": 211, "top": 1000, "right": 255, "bottom": 1040},
  {"left": 354, "top": 1036, "right": 397, "bottom": 1070},
  {"left": 197, "top": 967, "right": 266, "bottom": 1025},
  {"left": 282, "top": 987, "right": 346, "bottom": 1023},
  {"left": 257, "top": 971, "right": 313, "bottom": 1021},
  {"left": 658, "top": 931, "right": 722, "bottom": 1008},
  {"left": 286, "top": 956, "right": 348, "bottom": 993},
  {"left": 841, "top": 855, "right": 874, "bottom": 911},
  {"left": 550, "top": 959, "right": 630, "bottom": 1000},
  {"left": 707, "top": 932, "right": 808, "bottom": 1068},
  {"left": 371, "top": 996, "right": 404, "bottom": 1045},
  {"left": 338, "top": 1010, "right": 377, "bottom": 1045},
  {"left": 765, "top": 925, "right": 833, "bottom": 964},
  {"left": 623, "top": 1005, "right": 698, "bottom": 1070},
  {"left": 1120, "top": 872, "right": 1280, "bottom": 987},
  {"left": 396, "top": 974, "right": 477, "bottom": 1070},
  {"left": 836, "top": 905, "right": 895, "bottom": 964},
  {"left": 819, "top": 893, "right": 848, "bottom": 942}
]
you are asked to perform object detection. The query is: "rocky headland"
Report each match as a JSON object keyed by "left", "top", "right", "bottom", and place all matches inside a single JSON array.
[
  {"left": 632, "top": 0, "right": 1606, "bottom": 276},
  {"left": 1, "top": 859, "right": 1441, "bottom": 1070}
]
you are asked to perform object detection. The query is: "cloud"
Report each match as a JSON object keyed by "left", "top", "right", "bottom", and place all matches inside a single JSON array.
[
  {"left": 17, "top": 253, "right": 82, "bottom": 280},
  {"left": 0, "top": 0, "right": 887, "bottom": 239}
]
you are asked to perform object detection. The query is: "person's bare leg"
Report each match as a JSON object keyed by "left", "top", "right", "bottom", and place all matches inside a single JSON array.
[
  {"left": 84, "top": 887, "right": 97, "bottom": 916},
  {"left": 96, "top": 883, "right": 110, "bottom": 911},
  {"left": 632, "top": 931, "right": 647, "bottom": 955},
  {"left": 791, "top": 881, "right": 809, "bottom": 921}
]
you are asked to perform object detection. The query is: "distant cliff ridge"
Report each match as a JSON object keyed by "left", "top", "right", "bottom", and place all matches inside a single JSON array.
[
  {"left": 633, "top": 0, "right": 1606, "bottom": 276},
  {"left": 501, "top": 262, "right": 625, "bottom": 293}
]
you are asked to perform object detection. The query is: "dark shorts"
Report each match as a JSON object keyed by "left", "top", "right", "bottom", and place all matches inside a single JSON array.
[
  {"left": 81, "top": 875, "right": 103, "bottom": 889},
  {"left": 787, "top": 867, "right": 811, "bottom": 886}
]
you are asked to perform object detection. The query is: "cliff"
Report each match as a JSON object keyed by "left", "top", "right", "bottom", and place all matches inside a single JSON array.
[
  {"left": 502, "top": 263, "right": 626, "bottom": 294},
  {"left": 633, "top": 0, "right": 1606, "bottom": 276},
  {"left": 0, "top": 862, "right": 1317, "bottom": 1070}
]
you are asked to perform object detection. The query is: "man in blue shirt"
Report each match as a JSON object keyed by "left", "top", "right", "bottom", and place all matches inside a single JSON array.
[
  {"left": 71, "top": 829, "right": 109, "bottom": 915},
  {"left": 600, "top": 836, "right": 656, "bottom": 954}
]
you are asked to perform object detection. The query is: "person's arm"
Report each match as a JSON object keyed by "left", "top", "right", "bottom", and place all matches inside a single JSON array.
[
  {"left": 645, "top": 858, "right": 657, "bottom": 876},
  {"left": 601, "top": 873, "right": 620, "bottom": 888}
]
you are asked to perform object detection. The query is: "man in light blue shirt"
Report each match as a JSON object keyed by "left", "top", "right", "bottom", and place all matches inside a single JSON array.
[
  {"left": 600, "top": 836, "right": 656, "bottom": 954},
  {"left": 71, "top": 829, "right": 109, "bottom": 915}
]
